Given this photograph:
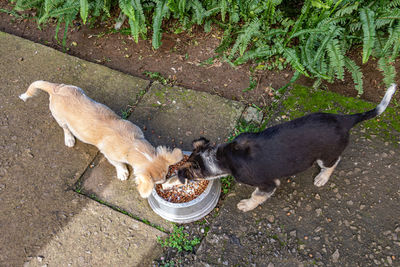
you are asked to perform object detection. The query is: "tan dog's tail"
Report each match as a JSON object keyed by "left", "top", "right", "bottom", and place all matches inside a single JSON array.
[{"left": 19, "top": 80, "right": 58, "bottom": 102}]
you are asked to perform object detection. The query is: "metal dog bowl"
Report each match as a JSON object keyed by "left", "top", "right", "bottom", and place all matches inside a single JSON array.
[{"left": 148, "top": 152, "right": 221, "bottom": 223}]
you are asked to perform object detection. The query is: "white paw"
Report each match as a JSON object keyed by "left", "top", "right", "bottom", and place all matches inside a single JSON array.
[
  {"left": 314, "top": 172, "right": 329, "bottom": 187},
  {"left": 237, "top": 199, "right": 257, "bottom": 212},
  {"left": 19, "top": 93, "right": 29, "bottom": 102},
  {"left": 116, "top": 167, "right": 129, "bottom": 181},
  {"left": 64, "top": 135, "right": 75, "bottom": 147}
]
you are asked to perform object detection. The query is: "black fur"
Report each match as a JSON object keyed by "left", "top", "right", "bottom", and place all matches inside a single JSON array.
[{"left": 178, "top": 85, "right": 396, "bottom": 205}]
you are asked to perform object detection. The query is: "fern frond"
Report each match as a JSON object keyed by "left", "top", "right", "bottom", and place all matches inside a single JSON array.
[
  {"left": 344, "top": 57, "right": 363, "bottom": 95},
  {"left": 327, "top": 37, "right": 345, "bottom": 80},
  {"left": 152, "top": 0, "right": 169, "bottom": 49},
  {"left": 360, "top": 7, "right": 376, "bottom": 64},
  {"left": 334, "top": 2, "right": 359, "bottom": 17},
  {"left": 389, "top": 0, "right": 400, "bottom": 7},
  {"left": 220, "top": 0, "right": 227, "bottom": 22},
  {"left": 80, "top": 0, "right": 88, "bottom": 24},
  {"left": 380, "top": 23, "right": 400, "bottom": 56},
  {"left": 229, "top": 18, "right": 261, "bottom": 58},
  {"left": 289, "top": 26, "right": 330, "bottom": 39},
  {"left": 234, "top": 46, "right": 278, "bottom": 65},
  {"left": 190, "top": 0, "right": 206, "bottom": 25},
  {"left": 378, "top": 57, "right": 396, "bottom": 86},
  {"left": 279, "top": 44, "right": 309, "bottom": 77},
  {"left": 313, "top": 26, "right": 342, "bottom": 65},
  {"left": 391, "top": 23, "right": 400, "bottom": 58}
]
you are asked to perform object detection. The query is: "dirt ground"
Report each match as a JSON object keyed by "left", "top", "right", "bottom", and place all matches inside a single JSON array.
[{"left": 1, "top": 2, "right": 398, "bottom": 109}]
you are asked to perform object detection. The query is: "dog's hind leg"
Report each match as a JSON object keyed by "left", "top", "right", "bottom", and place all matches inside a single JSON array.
[
  {"left": 314, "top": 157, "right": 341, "bottom": 187},
  {"left": 62, "top": 127, "right": 76, "bottom": 147},
  {"left": 52, "top": 115, "right": 76, "bottom": 147},
  {"left": 237, "top": 180, "right": 279, "bottom": 212}
]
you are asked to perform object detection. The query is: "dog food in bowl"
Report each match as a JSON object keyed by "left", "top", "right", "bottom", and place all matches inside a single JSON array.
[{"left": 156, "top": 155, "right": 209, "bottom": 203}]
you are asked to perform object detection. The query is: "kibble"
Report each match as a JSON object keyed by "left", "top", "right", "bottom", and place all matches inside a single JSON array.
[{"left": 156, "top": 155, "right": 209, "bottom": 203}]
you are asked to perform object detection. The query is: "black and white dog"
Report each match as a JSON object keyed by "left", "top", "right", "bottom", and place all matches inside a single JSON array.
[{"left": 178, "top": 84, "right": 397, "bottom": 212}]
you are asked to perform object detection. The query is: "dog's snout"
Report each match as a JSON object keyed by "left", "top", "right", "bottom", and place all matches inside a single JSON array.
[{"left": 178, "top": 168, "right": 191, "bottom": 183}]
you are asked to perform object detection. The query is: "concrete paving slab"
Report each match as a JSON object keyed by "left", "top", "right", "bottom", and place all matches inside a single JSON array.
[
  {"left": 25, "top": 199, "right": 166, "bottom": 267},
  {"left": 80, "top": 154, "right": 175, "bottom": 231},
  {"left": 131, "top": 82, "right": 245, "bottom": 151},
  {"left": 0, "top": 32, "right": 154, "bottom": 265},
  {"left": 79, "top": 82, "right": 245, "bottom": 231},
  {"left": 0, "top": 31, "right": 149, "bottom": 114}
]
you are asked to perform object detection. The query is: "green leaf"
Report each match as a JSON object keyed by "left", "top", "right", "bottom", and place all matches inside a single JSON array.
[
  {"left": 311, "top": 0, "right": 330, "bottom": 9},
  {"left": 152, "top": 0, "right": 169, "bottom": 49},
  {"left": 280, "top": 45, "right": 309, "bottom": 77},
  {"left": 80, "top": 0, "right": 88, "bottom": 24},
  {"left": 327, "top": 38, "right": 345, "bottom": 80},
  {"left": 344, "top": 57, "right": 363, "bottom": 95},
  {"left": 378, "top": 57, "right": 396, "bottom": 87},
  {"left": 360, "top": 7, "right": 376, "bottom": 64},
  {"left": 229, "top": 18, "right": 261, "bottom": 58}
]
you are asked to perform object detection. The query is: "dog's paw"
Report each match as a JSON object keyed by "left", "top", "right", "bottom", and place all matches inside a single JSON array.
[
  {"left": 117, "top": 167, "right": 129, "bottom": 181},
  {"left": 314, "top": 172, "right": 329, "bottom": 187},
  {"left": 64, "top": 135, "right": 75, "bottom": 147},
  {"left": 237, "top": 199, "right": 257, "bottom": 212}
]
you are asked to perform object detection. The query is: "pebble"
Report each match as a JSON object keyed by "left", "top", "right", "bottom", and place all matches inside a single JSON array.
[
  {"left": 315, "top": 208, "right": 322, "bottom": 217},
  {"left": 332, "top": 249, "right": 340, "bottom": 262},
  {"left": 347, "top": 200, "right": 354, "bottom": 206},
  {"left": 314, "top": 226, "right": 322, "bottom": 233},
  {"left": 290, "top": 230, "right": 297, "bottom": 237},
  {"left": 305, "top": 204, "right": 312, "bottom": 211},
  {"left": 315, "top": 194, "right": 321, "bottom": 200},
  {"left": 267, "top": 215, "right": 275, "bottom": 223}
]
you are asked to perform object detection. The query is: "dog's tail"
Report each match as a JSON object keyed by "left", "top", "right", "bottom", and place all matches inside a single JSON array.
[
  {"left": 346, "top": 84, "right": 397, "bottom": 127},
  {"left": 19, "top": 80, "right": 59, "bottom": 102}
]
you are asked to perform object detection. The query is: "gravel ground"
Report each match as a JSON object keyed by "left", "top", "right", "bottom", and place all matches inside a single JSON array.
[{"left": 154, "top": 125, "right": 399, "bottom": 266}]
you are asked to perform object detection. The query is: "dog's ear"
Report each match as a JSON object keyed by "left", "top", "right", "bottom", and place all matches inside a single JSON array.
[
  {"left": 230, "top": 140, "right": 250, "bottom": 155},
  {"left": 192, "top": 137, "right": 210, "bottom": 150},
  {"left": 156, "top": 146, "right": 183, "bottom": 165},
  {"left": 136, "top": 174, "right": 154, "bottom": 198}
]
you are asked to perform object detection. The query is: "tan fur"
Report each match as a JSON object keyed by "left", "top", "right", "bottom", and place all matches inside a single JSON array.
[{"left": 20, "top": 81, "right": 183, "bottom": 198}]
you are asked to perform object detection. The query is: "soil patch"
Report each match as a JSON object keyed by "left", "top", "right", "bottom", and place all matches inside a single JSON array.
[{"left": 1, "top": 3, "right": 398, "bottom": 108}]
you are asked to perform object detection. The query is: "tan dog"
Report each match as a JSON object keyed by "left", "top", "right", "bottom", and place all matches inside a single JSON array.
[{"left": 19, "top": 80, "right": 183, "bottom": 198}]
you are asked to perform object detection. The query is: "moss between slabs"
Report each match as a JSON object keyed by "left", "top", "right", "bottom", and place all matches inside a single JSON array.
[{"left": 277, "top": 84, "right": 400, "bottom": 144}]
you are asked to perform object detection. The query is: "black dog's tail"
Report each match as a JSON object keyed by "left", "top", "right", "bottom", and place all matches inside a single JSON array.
[{"left": 346, "top": 84, "right": 397, "bottom": 128}]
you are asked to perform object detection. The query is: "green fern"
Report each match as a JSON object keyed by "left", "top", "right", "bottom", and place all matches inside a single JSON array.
[
  {"left": 344, "top": 57, "right": 363, "bottom": 95},
  {"left": 360, "top": 7, "right": 376, "bottom": 64},
  {"left": 152, "top": 0, "right": 170, "bottom": 49},
  {"left": 80, "top": 0, "right": 88, "bottom": 24},
  {"left": 229, "top": 18, "right": 261, "bottom": 59},
  {"left": 378, "top": 57, "right": 396, "bottom": 87},
  {"left": 327, "top": 37, "right": 345, "bottom": 80}
]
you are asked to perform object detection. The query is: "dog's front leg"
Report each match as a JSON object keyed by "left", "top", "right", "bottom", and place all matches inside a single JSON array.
[
  {"left": 104, "top": 156, "right": 129, "bottom": 181},
  {"left": 314, "top": 157, "right": 341, "bottom": 187},
  {"left": 237, "top": 180, "right": 279, "bottom": 212}
]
